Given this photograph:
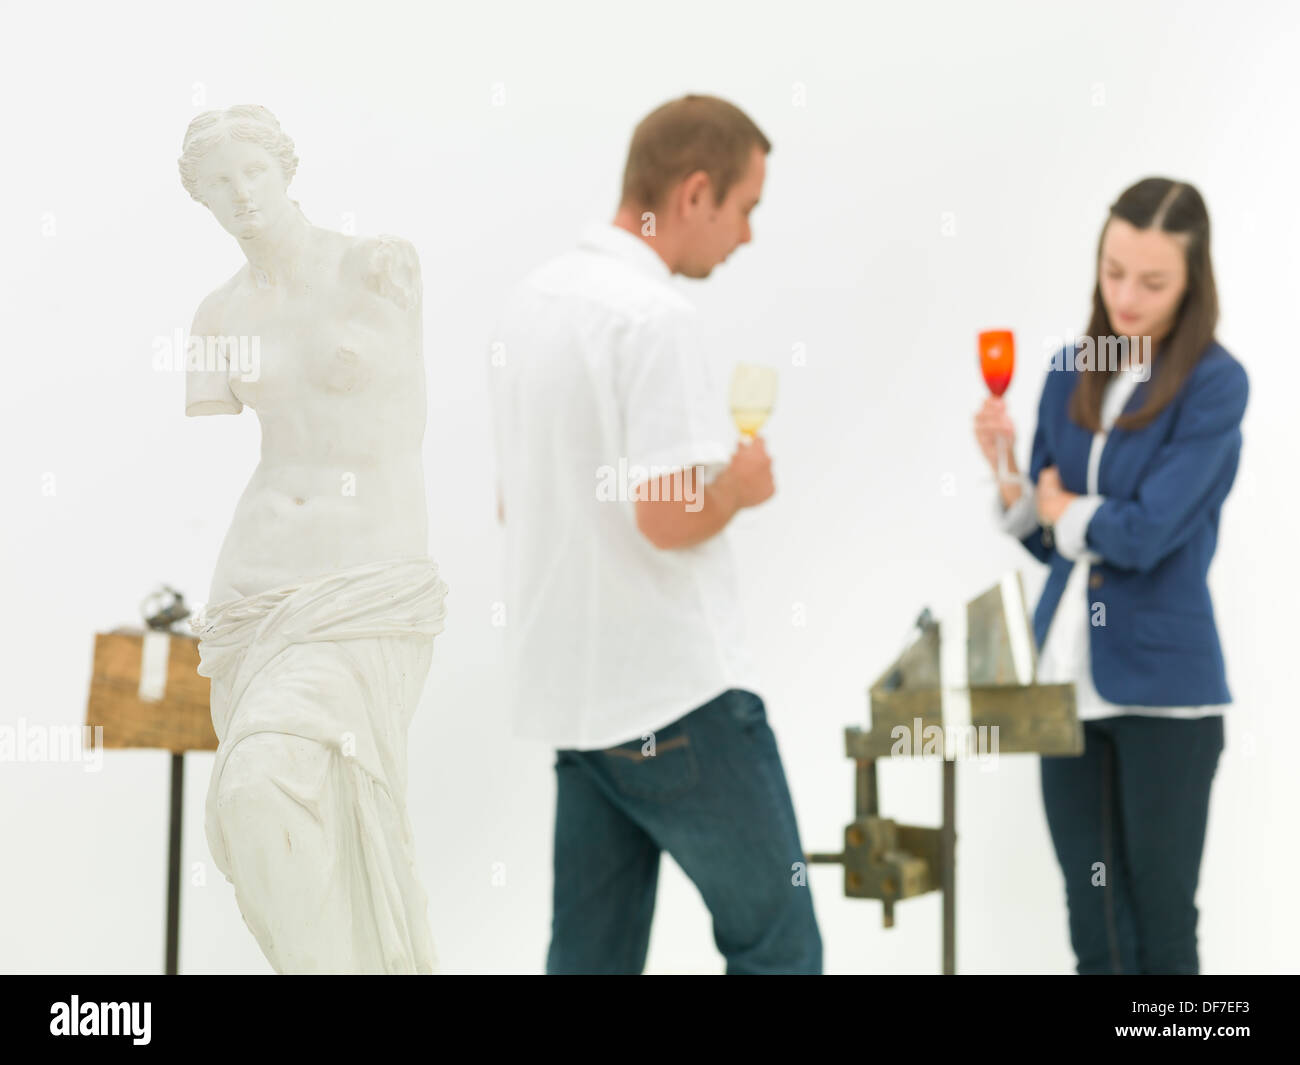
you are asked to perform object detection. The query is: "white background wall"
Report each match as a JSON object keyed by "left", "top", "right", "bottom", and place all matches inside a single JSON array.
[{"left": 2, "top": 0, "right": 1296, "bottom": 974}]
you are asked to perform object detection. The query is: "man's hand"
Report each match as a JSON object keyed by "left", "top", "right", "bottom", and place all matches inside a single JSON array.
[
  {"left": 714, "top": 436, "right": 775, "bottom": 510},
  {"left": 634, "top": 435, "right": 776, "bottom": 550}
]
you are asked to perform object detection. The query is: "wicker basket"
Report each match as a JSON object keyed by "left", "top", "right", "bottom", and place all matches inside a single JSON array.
[{"left": 85, "top": 628, "right": 217, "bottom": 753}]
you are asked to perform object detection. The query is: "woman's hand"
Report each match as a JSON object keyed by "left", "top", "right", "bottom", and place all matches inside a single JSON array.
[
  {"left": 973, "top": 397, "right": 1016, "bottom": 473},
  {"left": 1035, "top": 466, "right": 1079, "bottom": 525}
]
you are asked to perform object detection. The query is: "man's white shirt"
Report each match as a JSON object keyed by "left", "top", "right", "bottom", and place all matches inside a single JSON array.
[{"left": 489, "top": 222, "right": 761, "bottom": 749}]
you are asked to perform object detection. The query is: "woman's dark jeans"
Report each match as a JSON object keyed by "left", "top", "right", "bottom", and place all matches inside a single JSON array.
[{"left": 1041, "top": 713, "right": 1225, "bottom": 974}]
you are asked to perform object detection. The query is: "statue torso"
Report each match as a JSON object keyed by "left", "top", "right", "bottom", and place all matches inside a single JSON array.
[{"left": 205, "top": 229, "right": 430, "bottom": 604}]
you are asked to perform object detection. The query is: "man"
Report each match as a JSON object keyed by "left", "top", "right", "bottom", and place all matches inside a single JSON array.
[{"left": 489, "top": 94, "right": 822, "bottom": 975}]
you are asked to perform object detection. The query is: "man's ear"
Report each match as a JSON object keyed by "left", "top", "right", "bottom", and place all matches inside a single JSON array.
[{"left": 679, "top": 170, "right": 712, "bottom": 216}]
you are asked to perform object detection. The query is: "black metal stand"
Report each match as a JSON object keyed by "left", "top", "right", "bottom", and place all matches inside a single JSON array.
[
  {"left": 808, "top": 752, "right": 958, "bottom": 974},
  {"left": 165, "top": 752, "right": 184, "bottom": 975},
  {"left": 942, "top": 758, "right": 955, "bottom": 975}
]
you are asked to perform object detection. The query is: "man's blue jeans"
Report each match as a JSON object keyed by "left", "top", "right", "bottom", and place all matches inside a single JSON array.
[
  {"left": 1040, "top": 713, "right": 1225, "bottom": 974},
  {"left": 547, "top": 687, "right": 823, "bottom": 974}
]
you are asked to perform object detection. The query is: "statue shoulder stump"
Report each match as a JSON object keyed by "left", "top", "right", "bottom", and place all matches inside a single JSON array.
[{"left": 344, "top": 233, "right": 421, "bottom": 313}]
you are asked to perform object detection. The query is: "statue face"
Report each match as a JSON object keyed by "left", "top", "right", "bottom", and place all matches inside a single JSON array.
[{"left": 193, "top": 138, "right": 292, "bottom": 240}]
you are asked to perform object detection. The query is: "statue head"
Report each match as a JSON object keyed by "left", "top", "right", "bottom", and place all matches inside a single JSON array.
[{"left": 178, "top": 105, "right": 304, "bottom": 240}]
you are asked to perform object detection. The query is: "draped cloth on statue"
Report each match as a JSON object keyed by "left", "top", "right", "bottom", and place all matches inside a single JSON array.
[{"left": 191, "top": 557, "right": 448, "bottom": 974}]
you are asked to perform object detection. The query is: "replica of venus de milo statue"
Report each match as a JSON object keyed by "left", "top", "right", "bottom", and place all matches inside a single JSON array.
[{"left": 177, "top": 105, "right": 446, "bottom": 973}]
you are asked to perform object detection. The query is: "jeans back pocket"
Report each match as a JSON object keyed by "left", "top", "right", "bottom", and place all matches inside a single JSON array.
[{"left": 598, "top": 720, "right": 699, "bottom": 802}]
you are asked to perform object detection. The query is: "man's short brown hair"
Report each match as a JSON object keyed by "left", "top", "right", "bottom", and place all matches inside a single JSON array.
[{"left": 620, "top": 94, "right": 771, "bottom": 211}]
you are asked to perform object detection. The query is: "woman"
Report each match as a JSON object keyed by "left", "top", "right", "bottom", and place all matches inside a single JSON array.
[
  {"left": 973, "top": 177, "right": 1248, "bottom": 974},
  {"left": 178, "top": 105, "right": 447, "bottom": 973}
]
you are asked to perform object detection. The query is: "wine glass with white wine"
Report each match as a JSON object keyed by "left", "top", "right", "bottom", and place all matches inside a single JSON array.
[{"left": 729, "top": 363, "right": 778, "bottom": 442}]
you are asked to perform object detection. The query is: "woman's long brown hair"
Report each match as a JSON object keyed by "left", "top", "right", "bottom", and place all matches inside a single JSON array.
[{"left": 1069, "top": 177, "right": 1218, "bottom": 432}]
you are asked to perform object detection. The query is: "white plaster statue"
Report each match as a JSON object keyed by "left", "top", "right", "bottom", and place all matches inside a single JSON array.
[{"left": 178, "top": 105, "right": 445, "bottom": 974}]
